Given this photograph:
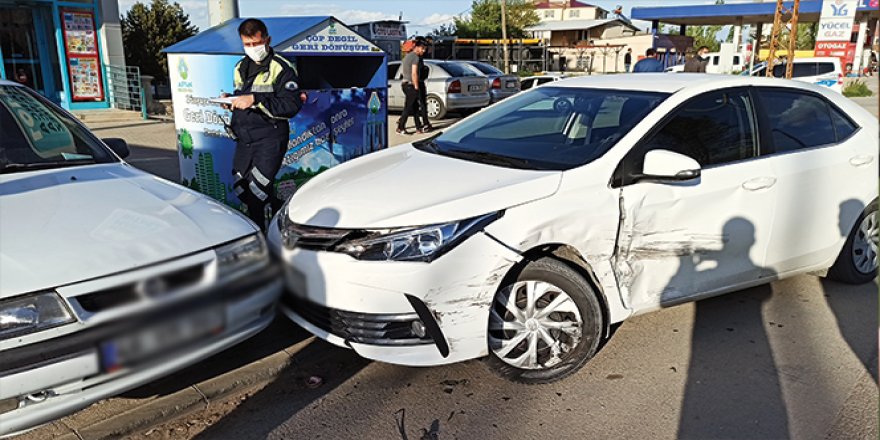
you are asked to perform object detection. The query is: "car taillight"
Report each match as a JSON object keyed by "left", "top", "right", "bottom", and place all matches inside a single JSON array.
[
  {"left": 492, "top": 78, "right": 501, "bottom": 89},
  {"left": 448, "top": 80, "right": 461, "bottom": 94}
]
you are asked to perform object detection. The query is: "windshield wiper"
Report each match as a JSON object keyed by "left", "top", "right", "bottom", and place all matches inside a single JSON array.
[
  {"left": 442, "top": 149, "right": 534, "bottom": 169},
  {"left": 0, "top": 159, "right": 96, "bottom": 174}
]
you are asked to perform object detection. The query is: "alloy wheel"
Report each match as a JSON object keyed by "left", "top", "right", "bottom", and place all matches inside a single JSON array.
[
  {"left": 489, "top": 281, "right": 583, "bottom": 370},
  {"left": 853, "top": 211, "right": 879, "bottom": 274},
  {"left": 426, "top": 98, "right": 441, "bottom": 119}
]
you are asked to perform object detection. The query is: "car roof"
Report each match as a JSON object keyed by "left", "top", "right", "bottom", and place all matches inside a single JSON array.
[
  {"left": 553, "top": 73, "right": 824, "bottom": 94},
  {"left": 0, "top": 79, "right": 20, "bottom": 87}
]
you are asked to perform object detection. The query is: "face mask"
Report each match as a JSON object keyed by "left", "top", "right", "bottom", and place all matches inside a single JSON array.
[{"left": 245, "top": 44, "right": 269, "bottom": 63}]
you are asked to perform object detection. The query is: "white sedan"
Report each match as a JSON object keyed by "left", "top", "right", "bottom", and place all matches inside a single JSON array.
[
  {"left": 269, "top": 74, "right": 878, "bottom": 384},
  {"left": 0, "top": 80, "right": 281, "bottom": 435}
]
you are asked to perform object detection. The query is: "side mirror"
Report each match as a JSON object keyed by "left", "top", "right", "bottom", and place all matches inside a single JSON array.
[
  {"left": 102, "top": 138, "right": 130, "bottom": 159},
  {"left": 635, "top": 149, "right": 701, "bottom": 183}
]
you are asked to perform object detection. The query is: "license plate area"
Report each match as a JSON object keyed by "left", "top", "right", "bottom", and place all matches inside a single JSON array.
[
  {"left": 506, "top": 80, "right": 517, "bottom": 89},
  {"left": 468, "top": 84, "right": 482, "bottom": 92},
  {"left": 100, "top": 306, "right": 225, "bottom": 371}
]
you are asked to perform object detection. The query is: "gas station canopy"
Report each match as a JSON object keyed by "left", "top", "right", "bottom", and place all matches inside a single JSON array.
[{"left": 631, "top": 0, "right": 878, "bottom": 26}]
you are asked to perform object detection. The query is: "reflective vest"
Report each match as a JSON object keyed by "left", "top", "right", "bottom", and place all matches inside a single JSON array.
[{"left": 233, "top": 55, "right": 297, "bottom": 121}]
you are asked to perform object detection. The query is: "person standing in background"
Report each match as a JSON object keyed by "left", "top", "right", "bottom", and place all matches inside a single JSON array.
[
  {"left": 684, "top": 46, "right": 709, "bottom": 73},
  {"left": 396, "top": 39, "right": 427, "bottom": 135},
  {"left": 624, "top": 48, "right": 632, "bottom": 73},
  {"left": 633, "top": 48, "right": 664, "bottom": 73},
  {"left": 415, "top": 36, "right": 433, "bottom": 132}
]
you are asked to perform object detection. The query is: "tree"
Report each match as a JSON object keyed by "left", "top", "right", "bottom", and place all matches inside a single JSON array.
[
  {"left": 453, "top": 0, "right": 540, "bottom": 39},
  {"left": 687, "top": 25, "right": 726, "bottom": 52},
  {"left": 122, "top": 0, "right": 198, "bottom": 81},
  {"left": 430, "top": 23, "right": 457, "bottom": 37}
]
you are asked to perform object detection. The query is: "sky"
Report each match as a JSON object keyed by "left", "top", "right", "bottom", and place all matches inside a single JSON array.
[{"left": 118, "top": 0, "right": 737, "bottom": 34}]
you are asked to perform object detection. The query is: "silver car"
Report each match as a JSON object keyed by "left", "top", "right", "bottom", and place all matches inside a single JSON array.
[
  {"left": 463, "top": 61, "right": 520, "bottom": 103},
  {"left": 388, "top": 60, "right": 490, "bottom": 120}
]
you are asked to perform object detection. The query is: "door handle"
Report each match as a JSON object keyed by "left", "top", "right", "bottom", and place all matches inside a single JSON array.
[
  {"left": 850, "top": 155, "right": 875, "bottom": 167},
  {"left": 742, "top": 176, "right": 777, "bottom": 191}
]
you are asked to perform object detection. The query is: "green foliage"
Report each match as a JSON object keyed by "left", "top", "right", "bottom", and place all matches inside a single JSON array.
[
  {"left": 178, "top": 128, "right": 194, "bottom": 159},
  {"left": 686, "top": 25, "right": 725, "bottom": 52},
  {"left": 430, "top": 23, "right": 457, "bottom": 37},
  {"left": 122, "top": 0, "right": 198, "bottom": 81},
  {"left": 453, "top": 0, "right": 540, "bottom": 39},
  {"left": 843, "top": 80, "right": 873, "bottom": 97}
]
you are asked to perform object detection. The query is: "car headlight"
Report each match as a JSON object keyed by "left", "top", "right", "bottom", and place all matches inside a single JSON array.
[
  {"left": 215, "top": 234, "right": 268, "bottom": 276},
  {"left": 0, "top": 292, "right": 75, "bottom": 340},
  {"left": 334, "top": 212, "right": 502, "bottom": 262}
]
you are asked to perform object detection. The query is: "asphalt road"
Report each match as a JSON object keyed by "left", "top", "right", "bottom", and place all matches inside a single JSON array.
[{"left": 133, "top": 276, "right": 877, "bottom": 440}]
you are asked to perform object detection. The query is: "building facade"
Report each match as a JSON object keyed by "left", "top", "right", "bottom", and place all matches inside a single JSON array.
[
  {"left": 0, "top": 0, "right": 124, "bottom": 110},
  {"left": 535, "top": 0, "right": 608, "bottom": 22}
]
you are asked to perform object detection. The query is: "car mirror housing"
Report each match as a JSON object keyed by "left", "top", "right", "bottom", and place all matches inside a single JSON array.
[
  {"left": 636, "top": 149, "right": 702, "bottom": 183},
  {"left": 102, "top": 138, "right": 130, "bottom": 159}
]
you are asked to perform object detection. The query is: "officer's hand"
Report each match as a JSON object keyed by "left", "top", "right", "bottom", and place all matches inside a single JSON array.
[
  {"left": 300, "top": 92, "right": 307, "bottom": 103},
  {"left": 232, "top": 94, "right": 255, "bottom": 110},
  {"left": 219, "top": 92, "right": 231, "bottom": 111}
]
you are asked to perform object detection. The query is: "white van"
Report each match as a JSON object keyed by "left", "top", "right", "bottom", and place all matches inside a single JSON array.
[
  {"left": 746, "top": 57, "right": 844, "bottom": 93},
  {"left": 666, "top": 52, "right": 747, "bottom": 74}
]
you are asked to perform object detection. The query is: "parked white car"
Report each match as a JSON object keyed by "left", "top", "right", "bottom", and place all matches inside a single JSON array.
[
  {"left": 667, "top": 51, "right": 747, "bottom": 74},
  {"left": 520, "top": 74, "right": 566, "bottom": 91},
  {"left": 388, "top": 60, "right": 490, "bottom": 120},
  {"left": 0, "top": 81, "right": 281, "bottom": 435},
  {"left": 746, "top": 57, "right": 844, "bottom": 93},
  {"left": 269, "top": 74, "right": 878, "bottom": 384}
]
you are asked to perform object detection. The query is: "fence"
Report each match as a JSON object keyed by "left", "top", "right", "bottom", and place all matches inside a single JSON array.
[{"left": 105, "top": 64, "right": 147, "bottom": 119}]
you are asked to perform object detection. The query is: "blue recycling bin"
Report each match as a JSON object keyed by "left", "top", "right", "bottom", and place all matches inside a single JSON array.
[{"left": 164, "top": 16, "right": 388, "bottom": 208}]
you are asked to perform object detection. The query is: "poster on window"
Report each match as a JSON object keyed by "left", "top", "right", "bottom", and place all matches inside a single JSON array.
[{"left": 61, "top": 9, "right": 104, "bottom": 101}]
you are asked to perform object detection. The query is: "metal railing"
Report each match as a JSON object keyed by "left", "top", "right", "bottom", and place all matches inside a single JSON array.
[{"left": 105, "top": 64, "right": 147, "bottom": 119}]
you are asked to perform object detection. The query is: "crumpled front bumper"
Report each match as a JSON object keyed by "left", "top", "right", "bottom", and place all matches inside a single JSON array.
[{"left": 268, "top": 222, "right": 522, "bottom": 366}]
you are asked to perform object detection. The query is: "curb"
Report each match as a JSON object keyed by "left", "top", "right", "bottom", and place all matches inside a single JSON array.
[{"left": 21, "top": 335, "right": 315, "bottom": 440}]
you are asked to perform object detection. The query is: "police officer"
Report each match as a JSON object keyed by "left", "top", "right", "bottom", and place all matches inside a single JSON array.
[{"left": 226, "top": 18, "right": 305, "bottom": 230}]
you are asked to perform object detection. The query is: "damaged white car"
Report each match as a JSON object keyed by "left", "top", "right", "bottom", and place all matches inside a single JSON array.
[
  {"left": 269, "top": 74, "right": 878, "bottom": 384},
  {"left": 0, "top": 80, "right": 281, "bottom": 435}
]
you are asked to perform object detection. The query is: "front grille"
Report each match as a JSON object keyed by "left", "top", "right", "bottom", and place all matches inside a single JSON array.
[
  {"left": 284, "top": 295, "right": 433, "bottom": 346},
  {"left": 74, "top": 264, "right": 206, "bottom": 313}
]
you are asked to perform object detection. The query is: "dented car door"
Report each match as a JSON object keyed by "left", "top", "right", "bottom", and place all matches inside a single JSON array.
[{"left": 610, "top": 88, "right": 778, "bottom": 310}]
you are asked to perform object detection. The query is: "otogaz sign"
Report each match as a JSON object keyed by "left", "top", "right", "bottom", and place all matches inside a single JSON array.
[{"left": 817, "top": 0, "right": 860, "bottom": 42}]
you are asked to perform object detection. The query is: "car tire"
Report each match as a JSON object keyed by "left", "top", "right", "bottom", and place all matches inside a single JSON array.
[
  {"left": 426, "top": 95, "right": 446, "bottom": 120},
  {"left": 485, "top": 257, "right": 604, "bottom": 384},
  {"left": 827, "top": 200, "right": 878, "bottom": 284}
]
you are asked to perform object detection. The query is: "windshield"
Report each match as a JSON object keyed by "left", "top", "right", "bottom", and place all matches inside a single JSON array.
[
  {"left": 419, "top": 86, "right": 668, "bottom": 171},
  {"left": 471, "top": 63, "right": 503, "bottom": 75},
  {"left": 0, "top": 85, "right": 115, "bottom": 173}
]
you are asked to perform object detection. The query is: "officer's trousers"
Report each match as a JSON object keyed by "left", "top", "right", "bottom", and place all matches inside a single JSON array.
[{"left": 232, "top": 133, "right": 288, "bottom": 230}]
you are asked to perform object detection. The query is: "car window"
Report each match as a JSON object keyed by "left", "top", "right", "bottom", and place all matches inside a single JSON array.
[
  {"left": 627, "top": 89, "right": 756, "bottom": 173},
  {"left": 521, "top": 79, "right": 534, "bottom": 90},
  {"left": 472, "top": 63, "right": 503, "bottom": 75},
  {"left": 733, "top": 55, "right": 741, "bottom": 65},
  {"left": 815, "top": 62, "right": 836, "bottom": 75},
  {"left": 0, "top": 85, "right": 114, "bottom": 172},
  {"left": 830, "top": 104, "right": 858, "bottom": 141},
  {"left": 757, "top": 89, "right": 837, "bottom": 153},
  {"left": 712, "top": 56, "right": 720, "bottom": 66},
  {"left": 424, "top": 86, "right": 668, "bottom": 171},
  {"left": 437, "top": 62, "right": 480, "bottom": 77},
  {"left": 387, "top": 63, "right": 400, "bottom": 80},
  {"left": 537, "top": 78, "right": 554, "bottom": 85}
]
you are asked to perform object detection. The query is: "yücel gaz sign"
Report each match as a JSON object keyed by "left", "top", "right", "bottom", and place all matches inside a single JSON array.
[{"left": 817, "top": 0, "right": 860, "bottom": 42}]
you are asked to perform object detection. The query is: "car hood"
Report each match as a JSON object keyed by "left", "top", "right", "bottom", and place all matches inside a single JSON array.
[
  {"left": 286, "top": 145, "right": 562, "bottom": 229},
  {"left": 0, "top": 164, "right": 256, "bottom": 297}
]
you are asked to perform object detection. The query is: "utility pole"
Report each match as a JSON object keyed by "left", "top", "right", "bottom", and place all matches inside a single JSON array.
[
  {"left": 501, "top": 0, "right": 510, "bottom": 73},
  {"left": 765, "top": 0, "right": 800, "bottom": 79}
]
